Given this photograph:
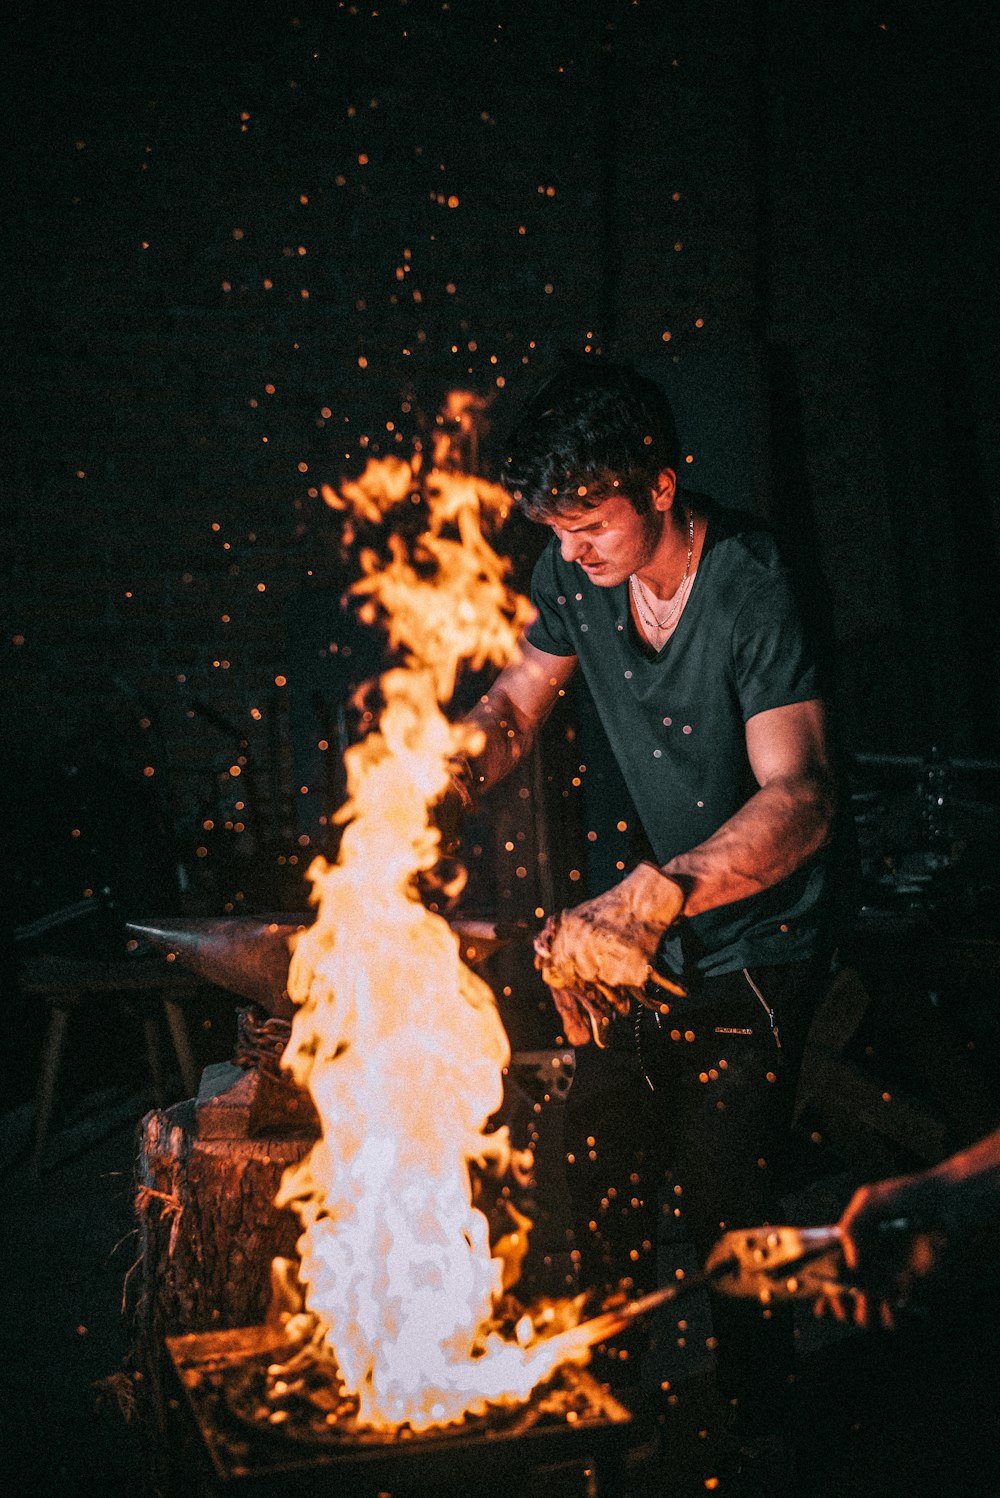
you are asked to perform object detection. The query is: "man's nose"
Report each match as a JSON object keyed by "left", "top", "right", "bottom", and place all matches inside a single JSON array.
[{"left": 558, "top": 529, "right": 587, "bottom": 563}]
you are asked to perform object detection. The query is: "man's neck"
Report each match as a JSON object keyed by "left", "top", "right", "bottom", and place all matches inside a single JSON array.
[{"left": 635, "top": 505, "right": 698, "bottom": 600}]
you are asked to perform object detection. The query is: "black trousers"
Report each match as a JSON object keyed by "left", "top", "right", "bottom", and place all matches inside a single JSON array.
[{"left": 562, "top": 957, "right": 824, "bottom": 1431}]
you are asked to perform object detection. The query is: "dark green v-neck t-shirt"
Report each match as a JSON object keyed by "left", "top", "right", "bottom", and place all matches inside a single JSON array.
[{"left": 525, "top": 499, "right": 829, "bottom": 978}]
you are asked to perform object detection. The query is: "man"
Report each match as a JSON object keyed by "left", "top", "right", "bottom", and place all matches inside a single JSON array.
[{"left": 454, "top": 358, "right": 838, "bottom": 1445}]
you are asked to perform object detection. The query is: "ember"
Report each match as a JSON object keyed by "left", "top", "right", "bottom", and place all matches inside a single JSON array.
[
  {"left": 271, "top": 441, "right": 584, "bottom": 1432},
  {"left": 226, "top": 1329, "right": 623, "bottom": 1449}
]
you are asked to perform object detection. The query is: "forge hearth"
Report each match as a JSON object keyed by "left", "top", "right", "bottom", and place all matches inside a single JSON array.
[
  {"left": 164, "top": 1325, "right": 637, "bottom": 1497},
  {"left": 133, "top": 1028, "right": 583, "bottom": 1494}
]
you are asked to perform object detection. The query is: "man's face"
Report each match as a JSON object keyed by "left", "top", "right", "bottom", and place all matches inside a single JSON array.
[{"left": 545, "top": 493, "right": 658, "bottom": 587}]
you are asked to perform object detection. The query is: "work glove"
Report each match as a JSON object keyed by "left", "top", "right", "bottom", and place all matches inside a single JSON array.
[
  {"left": 432, "top": 756, "right": 474, "bottom": 858},
  {"left": 534, "top": 862, "right": 686, "bottom": 1047},
  {"left": 420, "top": 755, "right": 477, "bottom": 912}
]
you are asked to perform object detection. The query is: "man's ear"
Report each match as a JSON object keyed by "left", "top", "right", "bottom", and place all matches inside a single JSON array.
[{"left": 651, "top": 468, "right": 677, "bottom": 512}]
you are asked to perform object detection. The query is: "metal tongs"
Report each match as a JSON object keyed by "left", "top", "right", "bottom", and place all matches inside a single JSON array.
[
  {"left": 702, "top": 1222, "right": 849, "bottom": 1301},
  {"left": 571, "top": 1225, "right": 855, "bottom": 1352}
]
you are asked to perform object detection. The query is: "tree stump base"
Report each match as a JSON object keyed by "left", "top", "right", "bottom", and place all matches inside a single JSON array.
[{"left": 131, "top": 1056, "right": 316, "bottom": 1491}]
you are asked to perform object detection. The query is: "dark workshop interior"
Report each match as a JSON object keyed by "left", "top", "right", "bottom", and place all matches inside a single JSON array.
[{"left": 3, "top": 2, "right": 1000, "bottom": 1495}]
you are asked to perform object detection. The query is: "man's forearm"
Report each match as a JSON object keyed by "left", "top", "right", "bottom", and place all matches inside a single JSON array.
[
  {"left": 461, "top": 689, "right": 538, "bottom": 798},
  {"left": 926, "top": 1128, "right": 1000, "bottom": 1234},
  {"left": 455, "top": 641, "right": 575, "bottom": 803},
  {"left": 662, "top": 772, "right": 835, "bottom": 918}
]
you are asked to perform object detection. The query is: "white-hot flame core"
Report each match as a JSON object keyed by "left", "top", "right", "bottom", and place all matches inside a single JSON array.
[{"left": 276, "top": 455, "right": 575, "bottom": 1432}]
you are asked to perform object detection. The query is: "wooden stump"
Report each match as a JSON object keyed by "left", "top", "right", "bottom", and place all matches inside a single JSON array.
[
  {"left": 135, "top": 1109, "right": 307, "bottom": 1330},
  {"left": 131, "top": 1065, "right": 315, "bottom": 1493}
]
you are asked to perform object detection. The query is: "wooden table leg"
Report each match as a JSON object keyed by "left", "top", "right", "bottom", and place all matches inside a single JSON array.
[
  {"left": 163, "top": 996, "right": 200, "bottom": 1099},
  {"left": 31, "top": 1003, "right": 70, "bottom": 1174}
]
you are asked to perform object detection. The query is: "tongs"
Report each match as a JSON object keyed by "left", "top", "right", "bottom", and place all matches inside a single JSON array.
[
  {"left": 569, "top": 1225, "right": 853, "bottom": 1352},
  {"left": 703, "top": 1222, "right": 849, "bottom": 1301}
]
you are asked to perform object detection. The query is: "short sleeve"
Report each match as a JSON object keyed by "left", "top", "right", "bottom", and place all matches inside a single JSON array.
[
  {"left": 524, "top": 538, "right": 578, "bottom": 658},
  {"left": 731, "top": 576, "right": 819, "bottom": 721}
]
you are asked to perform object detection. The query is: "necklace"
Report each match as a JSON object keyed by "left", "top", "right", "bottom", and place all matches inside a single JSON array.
[{"left": 629, "top": 509, "right": 695, "bottom": 634}]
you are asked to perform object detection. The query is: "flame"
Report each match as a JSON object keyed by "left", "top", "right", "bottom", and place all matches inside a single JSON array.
[
  {"left": 321, "top": 455, "right": 415, "bottom": 526},
  {"left": 275, "top": 446, "right": 576, "bottom": 1432},
  {"left": 432, "top": 389, "right": 491, "bottom": 470}
]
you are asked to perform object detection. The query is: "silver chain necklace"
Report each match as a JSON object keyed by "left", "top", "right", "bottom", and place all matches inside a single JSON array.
[{"left": 629, "top": 508, "right": 695, "bottom": 633}]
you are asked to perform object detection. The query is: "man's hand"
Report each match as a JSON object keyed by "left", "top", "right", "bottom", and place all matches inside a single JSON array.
[
  {"left": 533, "top": 863, "right": 686, "bottom": 1046},
  {"left": 816, "top": 1176, "right": 945, "bottom": 1330}
]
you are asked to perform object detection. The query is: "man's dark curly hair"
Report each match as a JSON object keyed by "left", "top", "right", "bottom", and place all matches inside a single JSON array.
[{"left": 501, "top": 356, "right": 681, "bottom": 522}]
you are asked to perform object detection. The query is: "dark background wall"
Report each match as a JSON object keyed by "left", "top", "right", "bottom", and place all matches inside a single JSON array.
[
  {"left": 4, "top": 17, "right": 1000, "bottom": 1496},
  {"left": 4, "top": 0, "right": 999, "bottom": 934}
]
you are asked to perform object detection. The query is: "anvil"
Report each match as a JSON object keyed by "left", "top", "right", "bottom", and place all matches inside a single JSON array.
[{"left": 126, "top": 915, "right": 526, "bottom": 1019}]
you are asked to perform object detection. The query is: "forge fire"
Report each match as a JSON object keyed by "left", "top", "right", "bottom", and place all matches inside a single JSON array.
[{"left": 269, "top": 447, "right": 585, "bottom": 1432}]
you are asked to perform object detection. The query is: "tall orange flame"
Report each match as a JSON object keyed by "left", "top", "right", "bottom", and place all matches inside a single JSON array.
[{"left": 276, "top": 451, "right": 574, "bottom": 1431}]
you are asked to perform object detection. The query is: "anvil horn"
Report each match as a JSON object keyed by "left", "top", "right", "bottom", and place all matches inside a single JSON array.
[
  {"left": 126, "top": 917, "right": 309, "bottom": 1018},
  {"left": 448, "top": 917, "right": 527, "bottom": 967},
  {"left": 126, "top": 914, "right": 526, "bottom": 1018}
]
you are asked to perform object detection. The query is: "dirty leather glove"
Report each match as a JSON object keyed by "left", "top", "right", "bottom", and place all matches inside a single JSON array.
[
  {"left": 534, "top": 863, "right": 686, "bottom": 1046},
  {"left": 544, "top": 980, "right": 621, "bottom": 1050},
  {"left": 431, "top": 753, "right": 476, "bottom": 857},
  {"left": 419, "top": 756, "right": 477, "bottom": 911}
]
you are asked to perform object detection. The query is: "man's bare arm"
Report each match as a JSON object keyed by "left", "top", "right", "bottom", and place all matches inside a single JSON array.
[
  {"left": 527, "top": 694, "right": 833, "bottom": 1047},
  {"left": 462, "top": 638, "right": 577, "bottom": 797},
  {"left": 662, "top": 698, "right": 835, "bottom": 917}
]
